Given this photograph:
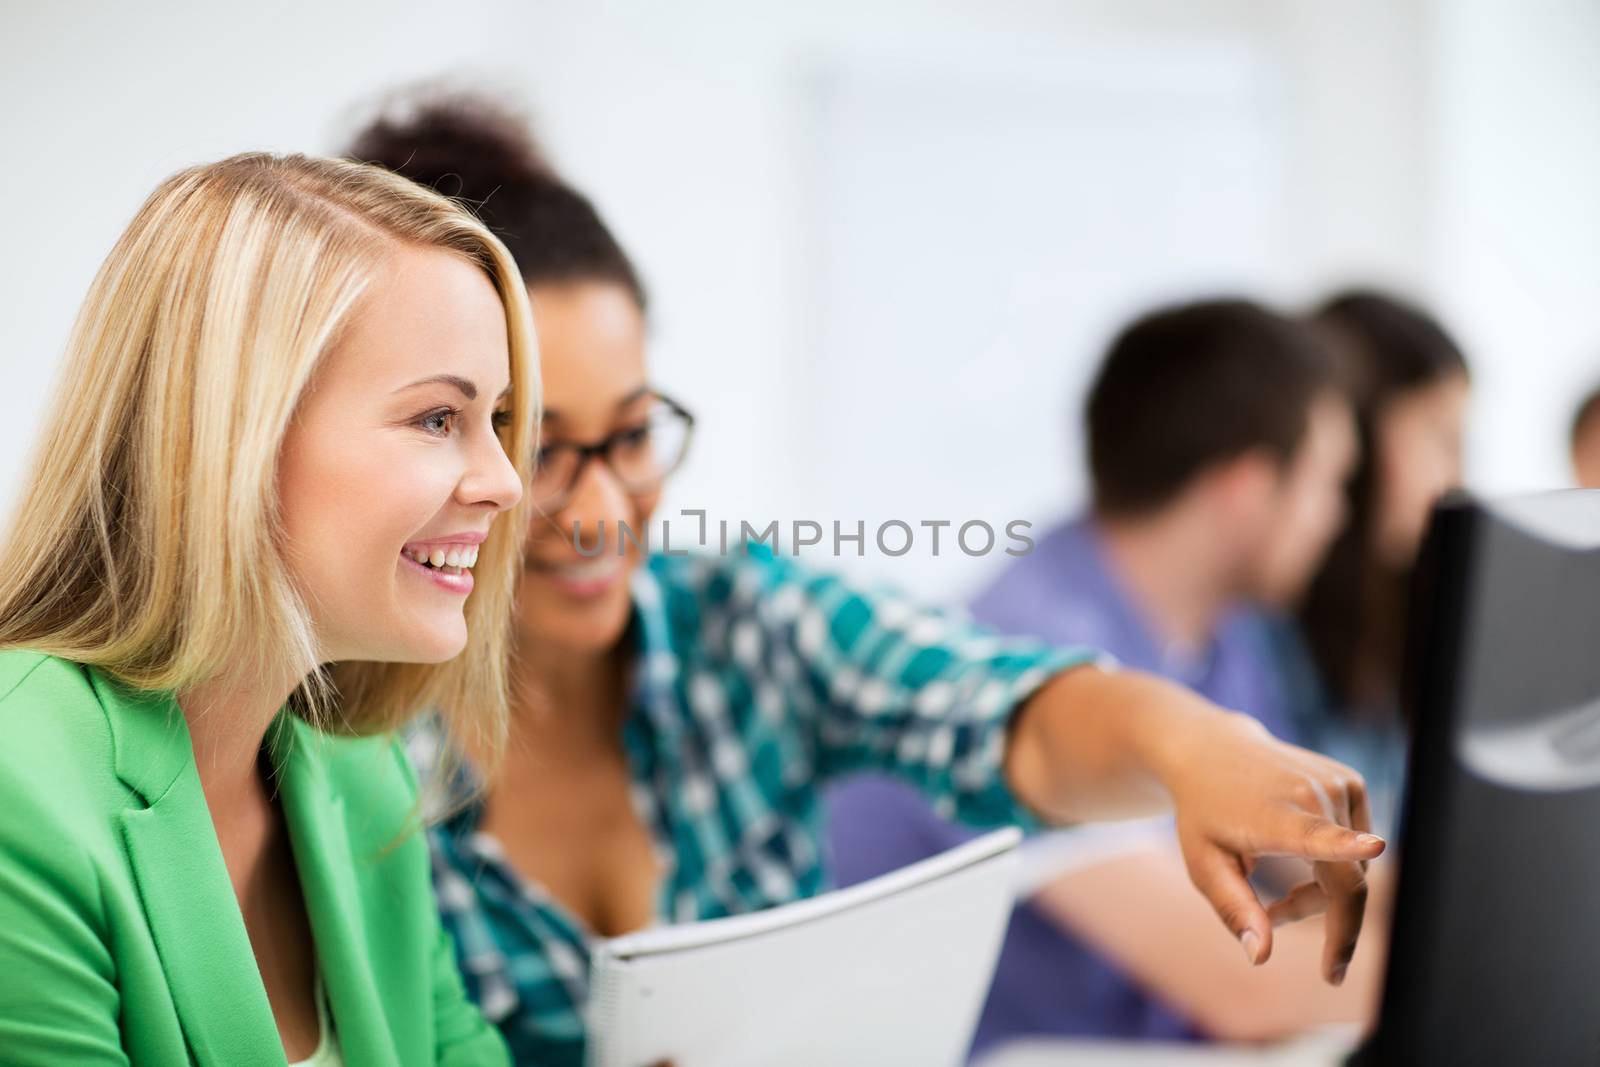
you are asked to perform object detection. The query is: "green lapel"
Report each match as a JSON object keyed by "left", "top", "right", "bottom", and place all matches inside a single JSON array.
[
  {"left": 98, "top": 669, "right": 284, "bottom": 1067},
  {"left": 273, "top": 715, "right": 401, "bottom": 1066}
]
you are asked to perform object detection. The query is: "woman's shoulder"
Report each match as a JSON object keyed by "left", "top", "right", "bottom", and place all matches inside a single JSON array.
[
  {"left": 0, "top": 648, "right": 101, "bottom": 709},
  {"left": 0, "top": 652, "right": 124, "bottom": 899},
  {"left": 0, "top": 651, "right": 119, "bottom": 788},
  {"left": 640, "top": 546, "right": 823, "bottom": 660},
  {"left": 644, "top": 543, "right": 841, "bottom": 614}
]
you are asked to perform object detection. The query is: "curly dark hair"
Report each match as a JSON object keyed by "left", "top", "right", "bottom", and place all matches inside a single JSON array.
[{"left": 346, "top": 91, "right": 647, "bottom": 310}]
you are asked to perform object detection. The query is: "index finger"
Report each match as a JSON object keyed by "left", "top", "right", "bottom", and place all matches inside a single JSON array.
[{"left": 1263, "top": 813, "right": 1386, "bottom": 864}]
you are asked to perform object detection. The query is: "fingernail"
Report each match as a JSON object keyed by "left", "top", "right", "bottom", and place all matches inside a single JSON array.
[
  {"left": 1240, "top": 929, "right": 1263, "bottom": 965},
  {"left": 1356, "top": 833, "right": 1384, "bottom": 849},
  {"left": 1331, "top": 963, "right": 1348, "bottom": 985}
]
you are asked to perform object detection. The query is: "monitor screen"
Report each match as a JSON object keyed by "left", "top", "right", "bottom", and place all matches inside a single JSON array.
[{"left": 1359, "top": 489, "right": 1600, "bottom": 1064}]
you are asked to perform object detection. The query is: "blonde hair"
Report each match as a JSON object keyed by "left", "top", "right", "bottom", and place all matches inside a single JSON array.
[{"left": 0, "top": 153, "right": 538, "bottom": 767}]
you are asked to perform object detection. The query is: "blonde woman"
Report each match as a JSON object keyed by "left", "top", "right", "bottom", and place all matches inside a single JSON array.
[{"left": 0, "top": 154, "right": 536, "bottom": 1065}]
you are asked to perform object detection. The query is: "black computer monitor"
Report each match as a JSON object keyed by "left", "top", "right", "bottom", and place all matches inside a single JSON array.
[{"left": 1355, "top": 489, "right": 1600, "bottom": 1065}]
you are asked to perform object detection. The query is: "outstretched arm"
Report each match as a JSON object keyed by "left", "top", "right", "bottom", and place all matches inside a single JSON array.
[{"left": 1006, "top": 665, "right": 1383, "bottom": 984}]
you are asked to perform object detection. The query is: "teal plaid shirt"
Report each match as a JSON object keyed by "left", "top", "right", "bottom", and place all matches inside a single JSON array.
[{"left": 416, "top": 544, "right": 1091, "bottom": 1066}]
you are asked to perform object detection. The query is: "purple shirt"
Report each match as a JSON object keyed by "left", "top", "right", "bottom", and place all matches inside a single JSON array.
[{"left": 825, "top": 516, "right": 1291, "bottom": 1055}]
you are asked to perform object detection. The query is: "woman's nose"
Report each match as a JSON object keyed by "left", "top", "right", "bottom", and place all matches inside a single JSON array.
[
  {"left": 553, "top": 458, "right": 634, "bottom": 548},
  {"left": 459, "top": 433, "right": 524, "bottom": 513}
]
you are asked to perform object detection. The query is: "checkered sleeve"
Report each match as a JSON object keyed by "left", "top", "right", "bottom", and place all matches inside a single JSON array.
[{"left": 738, "top": 546, "right": 1101, "bottom": 828}]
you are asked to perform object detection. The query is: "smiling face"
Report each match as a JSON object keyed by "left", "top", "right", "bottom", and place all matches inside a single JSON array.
[
  {"left": 276, "top": 245, "right": 524, "bottom": 665},
  {"left": 518, "top": 280, "right": 656, "bottom": 655}
]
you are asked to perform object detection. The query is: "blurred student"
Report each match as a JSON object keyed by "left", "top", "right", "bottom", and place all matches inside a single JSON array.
[
  {"left": 1570, "top": 382, "right": 1600, "bottom": 488},
  {"left": 1290, "top": 290, "right": 1471, "bottom": 834},
  {"left": 829, "top": 300, "right": 1365, "bottom": 1052},
  {"left": 1040, "top": 291, "right": 1471, "bottom": 1051},
  {"left": 0, "top": 154, "right": 533, "bottom": 1064},
  {"left": 349, "top": 95, "right": 1384, "bottom": 1067}
]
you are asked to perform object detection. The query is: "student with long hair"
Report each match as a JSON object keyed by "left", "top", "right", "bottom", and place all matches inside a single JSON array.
[
  {"left": 1292, "top": 290, "right": 1471, "bottom": 834},
  {"left": 830, "top": 299, "right": 1368, "bottom": 1052},
  {"left": 0, "top": 153, "right": 537, "bottom": 1064},
  {"left": 352, "top": 95, "right": 1385, "bottom": 1067}
]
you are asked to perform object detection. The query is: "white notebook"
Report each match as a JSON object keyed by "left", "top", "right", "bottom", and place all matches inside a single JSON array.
[{"left": 586, "top": 827, "right": 1022, "bottom": 1067}]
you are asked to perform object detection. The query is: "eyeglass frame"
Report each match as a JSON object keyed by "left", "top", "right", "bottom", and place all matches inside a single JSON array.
[{"left": 530, "top": 391, "right": 696, "bottom": 511}]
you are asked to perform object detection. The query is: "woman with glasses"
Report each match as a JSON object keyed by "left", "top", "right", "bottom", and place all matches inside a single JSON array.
[{"left": 348, "top": 95, "right": 1384, "bottom": 1067}]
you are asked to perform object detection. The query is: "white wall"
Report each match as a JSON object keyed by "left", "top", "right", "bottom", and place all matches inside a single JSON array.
[
  {"left": 1, "top": 0, "right": 1593, "bottom": 601},
  {"left": 801, "top": 43, "right": 1290, "bottom": 594},
  {"left": 1427, "top": 0, "right": 1600, "bottom": 493}
]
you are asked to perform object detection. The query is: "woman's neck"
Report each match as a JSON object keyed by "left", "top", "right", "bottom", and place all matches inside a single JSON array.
[
  {"left": 510, "top": 632, "right": 631, "bottom": 749},
  {"left": 178, "top": 666, "right": 301, "bottom": 817}
]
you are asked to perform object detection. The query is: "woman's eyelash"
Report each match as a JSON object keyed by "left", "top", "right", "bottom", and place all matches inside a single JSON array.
[
  {"left": 414, "top": 406, "right": 514, "bottom": 437},
  {"left": 414, "top": 407, "right": 460, "bottom": 435}
]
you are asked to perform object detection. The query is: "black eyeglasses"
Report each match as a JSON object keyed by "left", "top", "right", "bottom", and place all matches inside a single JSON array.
[{"left": 531, "top": 393, "right": 695, "bottom": 511}]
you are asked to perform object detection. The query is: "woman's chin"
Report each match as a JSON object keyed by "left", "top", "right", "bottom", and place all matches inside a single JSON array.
[
  {"left": 394, "top": 621, "right": 470, "bottom": 664},
  {"left": 523, "top": 594, "right": 633, "bottom": 655}
]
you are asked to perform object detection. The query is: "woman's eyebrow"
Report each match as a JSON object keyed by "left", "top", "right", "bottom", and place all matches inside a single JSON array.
[
  {"left": 613, "top": 385, "right": 651, "bottom": 410},
  {"left": 394, "top": 375, "right": 514, "bottom": 402},
  {"left": 394, "top": 373, "right": 478, "bottom": 400},
  {"left": 543, "top": 385, "right": 653, "bottom": 424}
]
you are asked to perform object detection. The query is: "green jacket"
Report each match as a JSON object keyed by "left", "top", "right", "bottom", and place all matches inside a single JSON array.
[{"left": 0, "top": 650, "right": 509, "bottom": 1066}]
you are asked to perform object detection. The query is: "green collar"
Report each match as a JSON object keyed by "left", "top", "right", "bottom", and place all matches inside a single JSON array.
[{"left": 94, "top": 667, "right": 398, "bottom": 1065}]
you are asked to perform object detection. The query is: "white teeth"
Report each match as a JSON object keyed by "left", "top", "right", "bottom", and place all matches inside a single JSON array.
[{"left": 405, "top": 544, "right": 480, "bottom": 570}]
